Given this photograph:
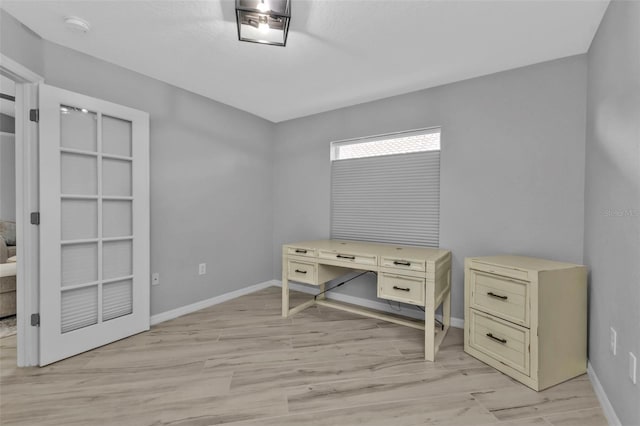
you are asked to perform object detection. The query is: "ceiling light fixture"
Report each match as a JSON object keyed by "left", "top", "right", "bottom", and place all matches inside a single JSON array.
[
  {"left": 64, "top": 16, "right": 91, "bottom": 33},
  {"left": 256, "top": 0, "right": 269, "bottom": 12},
  {"left": 236, "top": 0, "right": 291, "bottom": 47}
]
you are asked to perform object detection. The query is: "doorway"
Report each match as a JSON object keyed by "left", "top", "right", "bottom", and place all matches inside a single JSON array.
[{"left": 1, "top": 54, "right": 43, "bottom": 366}]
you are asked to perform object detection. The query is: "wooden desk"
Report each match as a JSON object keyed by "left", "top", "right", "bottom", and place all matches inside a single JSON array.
[{"left": 282, "top": 239, "right": 452, "bottom": 361}]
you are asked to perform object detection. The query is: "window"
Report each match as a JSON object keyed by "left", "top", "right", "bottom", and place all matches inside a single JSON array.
[
  {"left": 332, "top": 128, "right": 441, "bottom": 161},
  {"left": 330, "top": 127, "right": 441, "bottom": 247}
]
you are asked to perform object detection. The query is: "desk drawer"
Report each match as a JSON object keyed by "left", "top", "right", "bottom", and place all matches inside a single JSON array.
[
  {"left": 287, "top": 260, "right": 317, "bottom": 285},
  {"left": 381, "top": 256, "right": 426, "bottom": 272},
  {"left": 470, "top": 270, "right": 529, "bottom": 326},
  {"left": 318, "top": 250, "right": 377, "bottom": 267},
  {"left": 286, "top": 246, "right": 317, "bottom": 258},
  {"left": 468, "top": 309, "right": 530, "bottom": 376},
  {"left": 378, "top": 273, "right": 425, "bottom": 306}
]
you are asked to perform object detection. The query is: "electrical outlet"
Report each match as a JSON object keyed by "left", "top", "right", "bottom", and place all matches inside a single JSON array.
[
  {"left": 151, "top": 272, "right": 160, "bottom": 286},
  {"left": 610, "top": 327, "right": 617, "bottom": 355},
  {"left": 630, "top": 353, "right": 637, "bottom": 385},
  {"left": 198, "top": 263, "right": 206, "bottom": 275}
]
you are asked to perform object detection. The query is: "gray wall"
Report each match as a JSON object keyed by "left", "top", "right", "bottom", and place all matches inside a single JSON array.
[
  {"left": 273, "top": 55, "right": 588, "bottom": 321},
  {"left": 1, "top": 10, "right": 275, "bottom": 315},
  {"left": 1, "top": 128, "right": 16, "bottom": 222},
  {"left": 0, "top": 113, "right": 15, "bottom": 133},
  {"left": 1, "top": 113, "right": 16, "bottom": 222},
  {"left": 584, "top": 1, "right": 640, "bottom": 424},
  {"left": 0, "top": 10, "right": 44, "bottom": 77}
]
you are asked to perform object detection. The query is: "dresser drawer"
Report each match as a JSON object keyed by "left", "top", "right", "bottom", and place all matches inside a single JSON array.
[
  {"left": 318, "top": 250, "right": 377, "bottom": 267},
  {"left": 378, "top": 273, "right": 425, "bottom": 306},
  {"left": 470, "top": 270, "right": 529, "bottom": 326},
  {"left": 380, "top": 256, "right": 426, "bottom": 272},
  {"left": 468, "top": 309, "right": 530, "bottom": 376},
  {"left": 287, "top": 260, "right": 318, "bottom": 285},
  {"left": 286, "top": 246, "right": 317, "bottom": 257}
]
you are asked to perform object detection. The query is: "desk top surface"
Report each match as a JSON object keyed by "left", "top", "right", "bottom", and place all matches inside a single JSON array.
[{"left": 284, "top": 239, "right": 450, "bottom": 261}]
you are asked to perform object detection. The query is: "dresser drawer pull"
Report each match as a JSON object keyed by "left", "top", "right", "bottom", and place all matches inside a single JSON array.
[
  {"left": 393, "top": 260, "right": 411, "bottom": 266},
  {"left": 295, "top": 249, "right": 307, "bottom": 254},
  {"left": 337, "top": 254, "right": 355, "bottom": 260},
  {"left": 487, "top": 291, "right": 508, "bottom": 300},
  {"left": 486, "top": 333, "right": 507, "bottom": 344},
  {"left": 294, "top": 269, "right": 307, "bottom": 274},
  {"left": 392, "top": 286, "right": 411, "bottom": 292}
]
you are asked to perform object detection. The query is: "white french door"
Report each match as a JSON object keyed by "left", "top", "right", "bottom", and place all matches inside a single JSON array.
[{"left": 38, "top": 84, "right": 150, "bottom": 366}]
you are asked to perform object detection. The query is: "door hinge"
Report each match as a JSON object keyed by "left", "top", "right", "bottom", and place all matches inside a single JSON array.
[
  {"left": 29, "top": 109, "right": 39, "bottom": 123},
  {"left": 31, "top": 313, "right": 40, "bottom": 327},
  {"left": 30, "top": 212, "right": 40, "bottom": 225}
]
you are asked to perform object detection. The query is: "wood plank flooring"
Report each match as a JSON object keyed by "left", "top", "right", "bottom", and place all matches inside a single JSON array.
[{"left": 0, "top": 287, "right": 607, "bottom": 426}]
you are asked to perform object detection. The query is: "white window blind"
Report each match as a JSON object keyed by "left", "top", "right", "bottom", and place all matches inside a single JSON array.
[{"left": 330, "top": 128, "right": 441, "bottom": 247}]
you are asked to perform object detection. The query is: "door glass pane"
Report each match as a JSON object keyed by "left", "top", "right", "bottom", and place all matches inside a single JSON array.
[
  {"left": 103, "top": 279, "right": 133, "bottom": 321},
  {"left": 61, "top": 153, "right": 97, "bottom": 195},
  {"left": 61, "top": 243, "right": 98, "bottom": 287},
  {"left": 103, "top": 240, "right": 132, "bottom": 280},
  {"left": 102, "top": 115, "right": 132, "bottom": 157},
  {"left": 61, "top": 285, "right": 98, "bottom": 333},
  {"left": 61, "top": 200, "right": 97, "bottom": 240},
  {"left": 60, "top": 105, "right": 97, "bottom": 152},
  {"left": 102, "top": 159, "right": 132, "bottom": 196},
  {"left": 103, "top": 201, "right": 132, "bottom": 237}
]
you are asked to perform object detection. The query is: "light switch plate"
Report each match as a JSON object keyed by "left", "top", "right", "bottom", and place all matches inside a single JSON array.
[
  {"left": 151, "top": 272, "right": 160, "bottom": 286},
  {"left": 630, "top": 353, "right": 637, "bottom": 385},
  {"left": 198, "top": 263, "right": 206, "bottom": 275}
]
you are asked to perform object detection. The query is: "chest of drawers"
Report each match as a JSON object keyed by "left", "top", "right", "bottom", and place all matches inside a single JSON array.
[{"left": 464, "top": 255, "right": 587, "bottom": 390}]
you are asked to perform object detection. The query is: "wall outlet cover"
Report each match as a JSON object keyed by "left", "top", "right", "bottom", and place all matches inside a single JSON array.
[{"left": 610, "top": 327, "right": 617, "bottom": 356}]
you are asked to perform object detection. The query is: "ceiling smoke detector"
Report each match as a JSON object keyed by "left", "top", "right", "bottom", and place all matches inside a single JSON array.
[{"left": 64, "top": 16, "right": 91, "bottom": 33}]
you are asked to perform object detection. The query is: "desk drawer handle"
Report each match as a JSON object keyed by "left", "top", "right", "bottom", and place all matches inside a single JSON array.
[
  {"left": 486, "top": 333, "right": 507, "bottom": 344},
  {"left": 393, "top": 261, "right": 411, "bottom": 266},
  {"left": 392, "top": 285, "right": 410, "bottom": 292},
  {"left": 295, "top": 249, "right": 307, "bottom": 254},
  {"left": 337, "top": 254, "right": 355, "bottom": 260},
  {"left": 487, "top": 292, "right": 508, "bottom": 300},
  {"left": 294, "top": 269, "right": 307, "bottom": 274}
]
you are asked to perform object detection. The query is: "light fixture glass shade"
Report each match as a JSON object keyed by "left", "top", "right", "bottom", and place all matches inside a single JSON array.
[{"left": 236, "top": 0, "right": 291, "bottom": 46}]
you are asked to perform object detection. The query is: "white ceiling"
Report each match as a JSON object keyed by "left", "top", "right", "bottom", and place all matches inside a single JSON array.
[{"left": 1, "top": 0, "right": 609, "bottom": 122}]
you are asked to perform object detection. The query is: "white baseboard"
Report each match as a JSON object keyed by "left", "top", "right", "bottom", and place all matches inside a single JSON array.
[
  {"left": 150, "top": 278, "right": 465, "bottom": 329},
  {"left": 150, "top": 280, "right": 278, "bottom": 326},
  {"left": 587, "top": 362, "right": 621, "bottom": 426},
  {"left": 273, "top": 280, "right": 464, "bottom": 329}
]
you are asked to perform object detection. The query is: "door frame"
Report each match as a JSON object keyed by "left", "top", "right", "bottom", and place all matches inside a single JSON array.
[{"left": 1, "top": 53, "right": 44, "bottom": 366}]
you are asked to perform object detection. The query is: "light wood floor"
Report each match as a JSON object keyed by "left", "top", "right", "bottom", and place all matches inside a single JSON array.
[{"left": 0, "top": 287, "right": 607, "bottom": 426}]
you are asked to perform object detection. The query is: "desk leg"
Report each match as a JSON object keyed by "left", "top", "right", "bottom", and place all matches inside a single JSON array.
[
  {"left": 424, "top": 307, "right": 435, "bottom": 361},
  {"left": 443, "top": 267, "right": 451, "bottom": 329},
  {"left": 317, "top": 283, "right": 326, "bottom": 300},
  {"left": 282, "top": 256, "right": 289, "bottom": 318}
]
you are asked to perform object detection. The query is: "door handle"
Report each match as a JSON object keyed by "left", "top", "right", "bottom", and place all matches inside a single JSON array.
[
  {"left": 486, "top": 333, "right": 507, "bottom": 344},
  {"left": 487, "top": 292, "right": 508, "bottom": 300},
  {"left": 392, "top": 286, "right": 410, "bottom": 292},
  {"left": 336, "top": 254, "right": 355, "bottom": 260}
]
